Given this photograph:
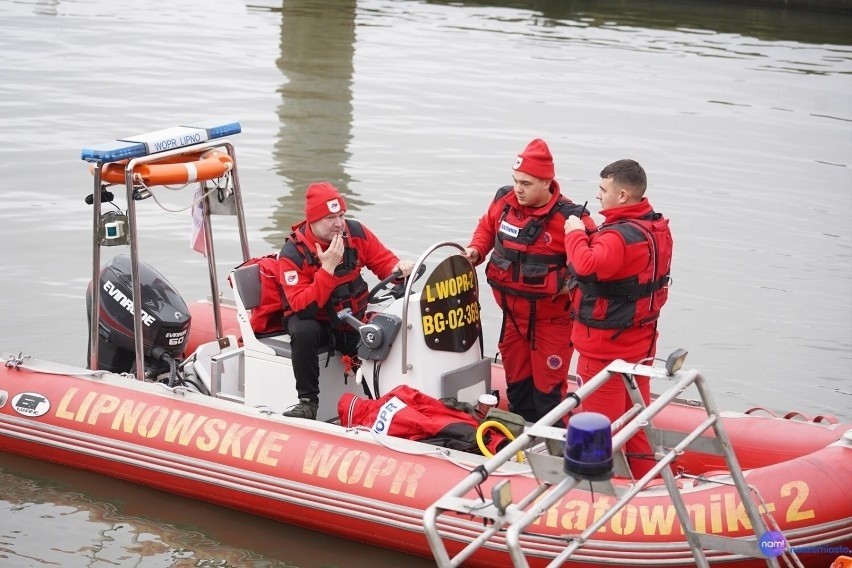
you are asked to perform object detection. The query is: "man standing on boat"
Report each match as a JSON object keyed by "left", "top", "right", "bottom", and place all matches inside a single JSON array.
[
  {"left": 463, "top": 139, "right": 595, "bottom": 422},
  {"left": 563, "top": 159, "right": 673, "bottom": 478},
  {"left": 278, "top": 182, "right": 414, "bottom": 419}
]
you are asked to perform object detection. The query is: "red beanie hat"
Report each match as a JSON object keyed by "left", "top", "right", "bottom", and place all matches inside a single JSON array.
[
  {"left": 512, "top": 138, "right": 555, "bottom": 180},
  {"left": 304, "top": 182, "right": 347, "bottom": 223}
]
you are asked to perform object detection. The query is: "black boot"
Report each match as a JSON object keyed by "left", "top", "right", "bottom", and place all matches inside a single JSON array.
[{"left": 282, "top": 398, "right": 318, "bottom": 420}]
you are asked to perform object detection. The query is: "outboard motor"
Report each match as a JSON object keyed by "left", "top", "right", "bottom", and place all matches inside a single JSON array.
[{"left": 86, "top": 254, "right": 191, "bottom": 379}]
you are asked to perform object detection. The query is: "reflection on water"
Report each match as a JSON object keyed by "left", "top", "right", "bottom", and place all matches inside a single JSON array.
[
  {"left": 269, "top": 0, "right": 362, "bottom": 247},
  {"left": 0, "top": 452, "right": 434, "bottom": 568},
  {"left": 426, "top": 0, "right": 852, "bottom": 46},
  {"left": 0, "top": 457, "right": 270, "bottom": 567},
  {"left": 260, "top": 0, "right": 840, "bottom": 249}
]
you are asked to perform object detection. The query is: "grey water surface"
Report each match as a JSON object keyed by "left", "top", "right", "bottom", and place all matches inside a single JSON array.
[{"left": 1, "top": 0, "right": 850, "bottom": 566}]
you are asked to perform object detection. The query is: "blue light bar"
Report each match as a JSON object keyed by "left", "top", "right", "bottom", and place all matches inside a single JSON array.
[
  {"left": 181, "top": 118, "right": 242, "bottom": 140},
  {"left": 81, "top": 119, "right": 241, "bottom": 163},
  {"left": 81, "top": 140, "right": 148, "bottom": 163}
]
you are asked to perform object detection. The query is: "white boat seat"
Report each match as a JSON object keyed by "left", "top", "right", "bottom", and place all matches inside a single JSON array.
[
  {"left": 231, "top": 263, "right": 329, "bottom": 359},
  {"left": 255, "top": 333, "right": 293, "bottom": 358},
  {"left": 230, "top": 261, "right": 352, "bottom": 416}
]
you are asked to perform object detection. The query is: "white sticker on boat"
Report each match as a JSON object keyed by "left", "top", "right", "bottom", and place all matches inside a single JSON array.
[
  {"left": 371, "top": 396, "right": 407, "bottom": 436},
  {"left": 11, "top": 392, "right": 50, "bottom": 417}
]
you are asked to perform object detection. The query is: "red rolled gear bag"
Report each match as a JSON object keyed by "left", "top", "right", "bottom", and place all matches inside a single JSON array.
[
  {"left": 338, "top": 384, "right": 507, "bottom": 455},
  {"left": 230, "top": 254, "right": 288, "bottom": 334}
]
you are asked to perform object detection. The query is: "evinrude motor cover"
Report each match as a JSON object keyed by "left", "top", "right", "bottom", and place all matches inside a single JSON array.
[{"left": 86, "top": 254, "right": 191, "bottom": 374}]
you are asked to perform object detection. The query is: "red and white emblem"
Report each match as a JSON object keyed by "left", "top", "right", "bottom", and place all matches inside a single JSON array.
[{"left": 284, "top": 270, "right": 298, "bottom": 285}]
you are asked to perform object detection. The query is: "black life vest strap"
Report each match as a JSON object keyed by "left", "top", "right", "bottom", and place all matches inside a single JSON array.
[
  {"left": 285, "top": 228, "right": 320, "bottom": 268},
  {"left": 497, "top": 291, "right": 518, "bottom": 345},
  {"left": 577, "top": 274, "right": 670, "bottom": 299},
  {"left": 496, "top": 290, "right": 538, "bottom": 350},
  {"left": 528, "top": 301, "right": 537, "bottom": 350},
  {"left": 493, "top": 239, "right": 567, "bottom": 266},
  {"left": 486, "top": 276, "right": 555, "bottom": 301}
]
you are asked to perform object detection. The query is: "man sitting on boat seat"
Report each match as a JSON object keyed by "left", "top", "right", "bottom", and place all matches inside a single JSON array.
[{"left": 278, "top": 182, "right": 414, "bottom": 419}]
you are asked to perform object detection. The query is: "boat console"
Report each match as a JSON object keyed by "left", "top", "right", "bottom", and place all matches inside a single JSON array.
[{"left": 220, "top": 241, "right": 492, "bottom": 418}]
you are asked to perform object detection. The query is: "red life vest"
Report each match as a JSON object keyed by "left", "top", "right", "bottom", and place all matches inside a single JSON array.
[
  {"left": 338, "top": 385, "right": 507, "bottom": 455},
  {"left": 280, "top": 220, "right": 370, "bottom": 326},
  {"left": 570, "top": 213, "right": 672, "bottom": 331},
  {"left": 485, "top": 186, "right": 584, "bottom": 301}
]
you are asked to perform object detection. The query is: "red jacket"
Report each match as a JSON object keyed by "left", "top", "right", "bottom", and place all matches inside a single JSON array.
[
  {"left": 338, "top": 385, "right": 506, "bottom": 454},
  {"left": 564, "top": 198, "right": 672, "bottom": 360},
  {"left": 278, "top": 219, "right": 399, "bottom": 324},
  {"left": 467, "top": 182, "right": 595, "bottom": 321}
]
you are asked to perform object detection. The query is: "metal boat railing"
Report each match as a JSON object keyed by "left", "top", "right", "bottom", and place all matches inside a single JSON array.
[
  {"left": 399, "top": 241, "right": 473, "bottom": 375},
  {"left": 423, "top": 355, "right": 791, "bottom": 568},
  {"left": 86, "top": 128, "right": 249, "bottom": 378}
]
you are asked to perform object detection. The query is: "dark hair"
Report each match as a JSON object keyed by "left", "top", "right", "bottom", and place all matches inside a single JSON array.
[{"left": 600, "top": 159, "right": 647, "bottom": 197}]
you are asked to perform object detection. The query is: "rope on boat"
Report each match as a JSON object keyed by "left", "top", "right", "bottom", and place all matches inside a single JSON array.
[
  {"left": 136, "top": 172, "right": 231, "bottom": 213},
  {"left": 2, "top": 354, "right": 115, "bottom": 380},
  {"left": 343, "top": 425, "right": 532, "bottom": 476},
  {"left": 3, "top": 352, "right": 27, "bottom": 369},
  {"left": 153, "top": 383, "right": 198, "bottom": 398}
]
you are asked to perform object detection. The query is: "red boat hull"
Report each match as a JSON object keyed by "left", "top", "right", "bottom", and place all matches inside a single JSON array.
[
  {"left": 188, "top": 299, "right": 849, "bottom": 473},
  {"left": 2, "top": 349, "right": 850, "bottom": 567}
]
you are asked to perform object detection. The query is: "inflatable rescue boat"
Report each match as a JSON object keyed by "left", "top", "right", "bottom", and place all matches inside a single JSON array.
[{"left": 1, "top": 121, "right": 850, "bottom": 568}]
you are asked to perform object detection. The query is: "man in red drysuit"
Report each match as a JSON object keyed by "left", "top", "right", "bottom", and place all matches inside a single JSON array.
[
  {"left": 464, "top": 139, "right": 595, "bottom": 422},
  {"left": 563, "top": 159, "right": 673, "bottom": 478},
  {"left": 279, "top": 182, "right": 414, "bottom": 419}
]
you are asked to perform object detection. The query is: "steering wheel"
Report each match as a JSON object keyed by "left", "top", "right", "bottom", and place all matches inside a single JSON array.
[{"left": 367, "top": 263, "right": 426, "bottom": 305}]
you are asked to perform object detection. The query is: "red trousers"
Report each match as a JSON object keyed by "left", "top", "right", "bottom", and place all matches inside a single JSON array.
[
  {"left": 576, "top": 355, "right": 656, "bottom": 478},
  {"left": 500, "top": 314, "right": 572, "bottom": 422}
]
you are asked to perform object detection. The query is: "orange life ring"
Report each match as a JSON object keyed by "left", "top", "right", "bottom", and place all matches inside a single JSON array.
[{"left": 93, "top": 149, "right": 233, "bottom": 186}]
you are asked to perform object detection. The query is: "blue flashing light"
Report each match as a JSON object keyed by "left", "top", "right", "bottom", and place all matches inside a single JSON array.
[
  {"left": 564, "top": 412, "right": 614, "bottom": 481},
  {"left": 181, "top": 119, "right": 241, "bottom": 140},
  {"left": 81, "top": 140, "right": 147, "bottom": 163},
  {"left": 81, "top": 119, "right": 241, "bottom": 163}
]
